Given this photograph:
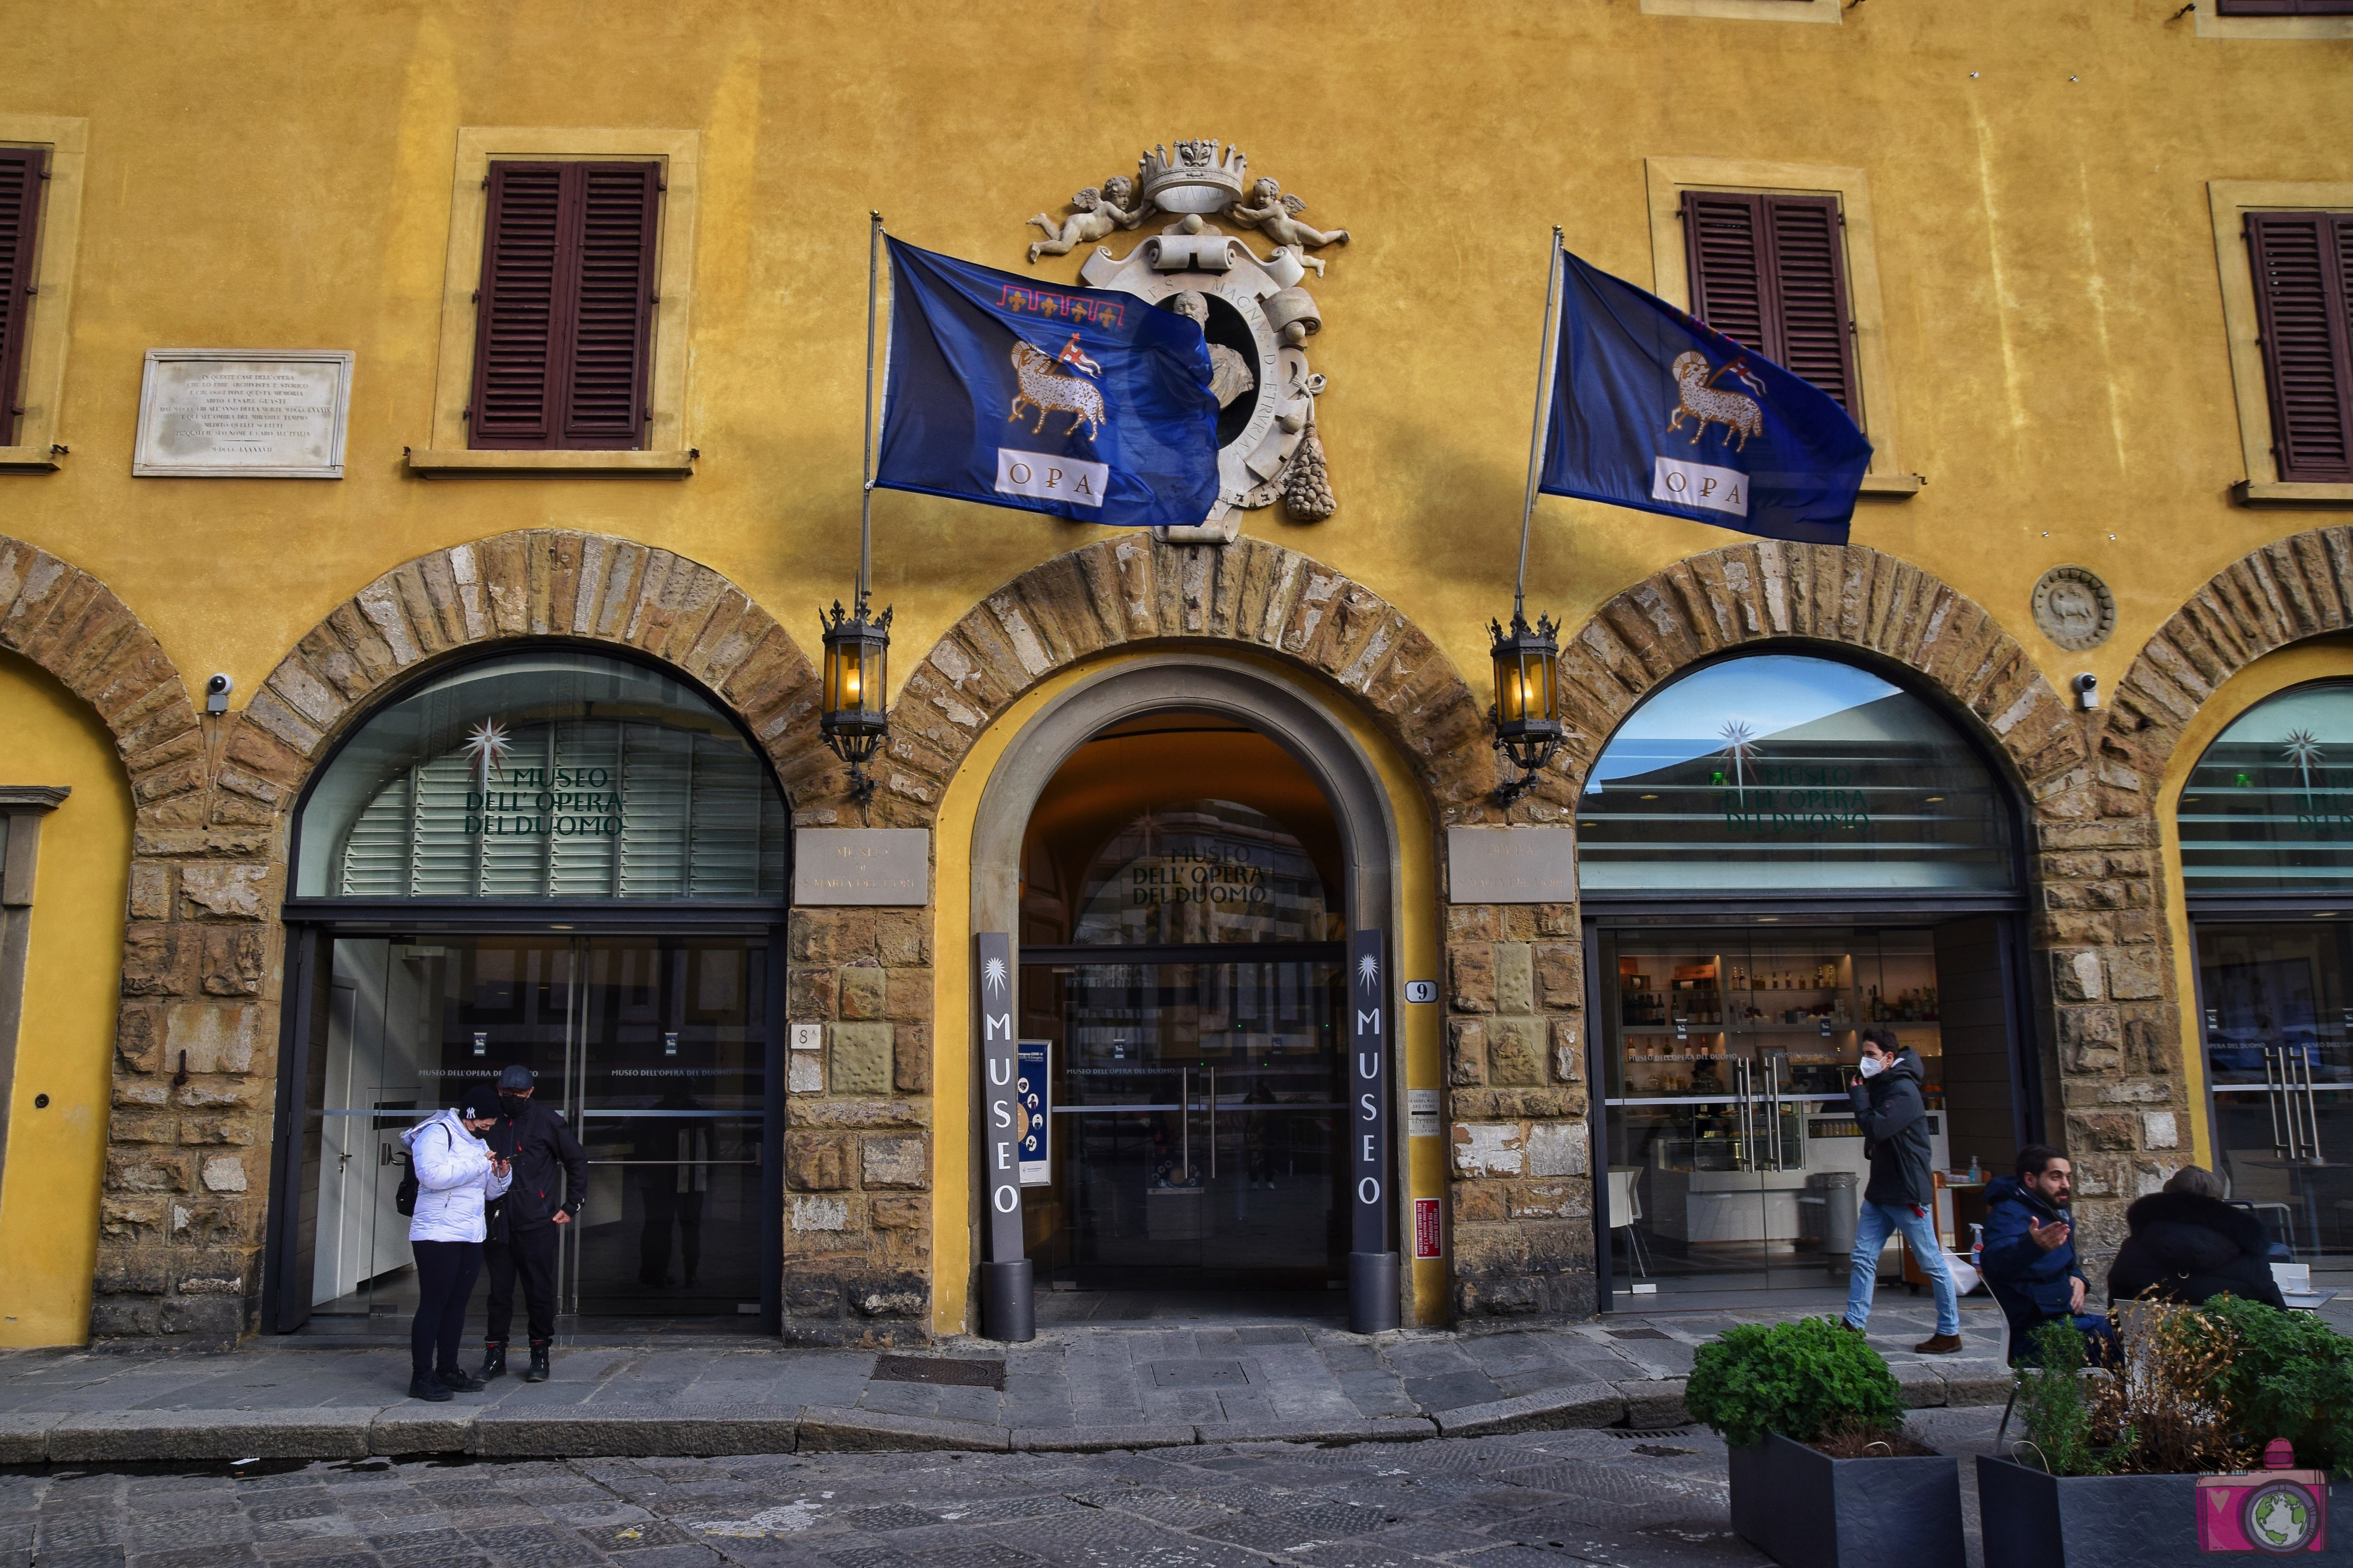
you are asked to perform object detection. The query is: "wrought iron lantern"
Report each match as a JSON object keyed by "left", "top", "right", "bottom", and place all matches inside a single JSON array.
[
  {"left": 819, "top": 594, "right": 892, "bottom": 802},
  {"left": 1489, "top": 607, "right": 1562, "bottom": 805}
]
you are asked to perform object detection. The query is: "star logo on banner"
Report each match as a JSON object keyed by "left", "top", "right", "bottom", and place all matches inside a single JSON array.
[
  {"left": 984, "top": 957, "right": 1008, "bottom": 997},
  {"left": 1357, "top": 953, "right": 1380, "bottom": 991}
]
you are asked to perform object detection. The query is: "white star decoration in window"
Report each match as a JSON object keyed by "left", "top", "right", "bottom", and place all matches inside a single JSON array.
[{"left": 462, "top": 719, "right": 512, "bottom": 794}]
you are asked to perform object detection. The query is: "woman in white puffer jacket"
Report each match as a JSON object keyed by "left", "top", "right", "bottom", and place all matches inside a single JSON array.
[{"left": 401, "top": 1085, "right": 511, "bottom": 1402}]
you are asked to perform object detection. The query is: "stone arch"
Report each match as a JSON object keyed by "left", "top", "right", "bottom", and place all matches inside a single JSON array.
[
  {"left": 1554, "top": 540, "right": 2085, "bottom": 808},
  {"left": 0, "top": 537, "right": 221, "bottom": 1343},
  {"left": 1551, "top": 540, "right": 2186, "bottom": 1276},
  {"left": 72, "top": 528, "right": 827, "bottom": 1348},
  {"left": 2107, "top": 525, "right": 2353, "bottom": 786},
  {"left": 239, "top": 528, "right": 832, "bottom": 803},
  {"left": 869, "top": 534, "right": 1492, "bottom": 828}
]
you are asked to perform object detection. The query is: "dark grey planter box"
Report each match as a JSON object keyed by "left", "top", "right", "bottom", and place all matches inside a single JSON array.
[
  {"left": 1977, "top": 1455, "right": 2353, "bottom": 1566},
  {"left": 1728, "top": 1430, "right": 1963, "bottom": 1568}
]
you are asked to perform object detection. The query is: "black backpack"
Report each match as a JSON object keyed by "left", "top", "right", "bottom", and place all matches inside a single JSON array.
[{"left": 393, "top": 1123, "right": 451, "bottom": 1217}]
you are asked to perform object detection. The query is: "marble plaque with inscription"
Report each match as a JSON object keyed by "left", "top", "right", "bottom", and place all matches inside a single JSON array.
[
  {"left": 1447, "top": 826, "right": 1576, "bottom": 904},
  {"left": 134, "top": 349, "right": 354, "bottom": 478},
  {"left": 793, "top": 828, "right": 931, "bottom": 906}
]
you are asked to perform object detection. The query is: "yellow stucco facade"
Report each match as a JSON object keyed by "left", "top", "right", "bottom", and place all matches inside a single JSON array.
[{"left": 0, "top": 1, "right": 2348, "bottom": 1346}]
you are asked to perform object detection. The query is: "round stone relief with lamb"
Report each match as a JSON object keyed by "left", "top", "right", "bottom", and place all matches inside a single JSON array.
[{"left": 1022, "top": 140, "right": 1350, "bottom": 544}]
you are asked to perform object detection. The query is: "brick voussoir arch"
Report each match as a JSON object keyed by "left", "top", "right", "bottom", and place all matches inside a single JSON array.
[
  {"left": 1553, "top": 541, "right": 2086, "bottom": 804},
  {"left": 2107, "top": 525, "right": 2353, "bottom": 782},
  {"left": 0, "top": 537, "right": 201, "bottom": 786},
  {"left": 870, "top": 534, "right": 1494, "bottom": 827},
  {"left": 239, "top": 528, "right": 833, "bottom": 800}
]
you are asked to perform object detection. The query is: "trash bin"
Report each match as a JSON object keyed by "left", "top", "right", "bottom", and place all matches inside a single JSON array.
[{"left": 1811, "top": 1170, "right": 1859, "bottom": 1273}]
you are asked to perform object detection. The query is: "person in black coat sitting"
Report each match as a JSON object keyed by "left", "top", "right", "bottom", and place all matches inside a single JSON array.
[{"left": 2107, "top": 1164, "right": 2287, "bottom": 1310}]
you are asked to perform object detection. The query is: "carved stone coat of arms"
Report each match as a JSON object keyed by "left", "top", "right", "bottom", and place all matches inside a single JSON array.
[{"left": 1022, "top": 140, "right": 1349, "bottom": 544}]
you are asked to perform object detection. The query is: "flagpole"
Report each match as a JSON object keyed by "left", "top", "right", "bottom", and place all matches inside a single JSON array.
[
  {"left": 1513, "top": 227, "right": 1565, "bottom": 620},
  {"left": 859, "top": 210, "right": 882, "bottom": 609}
]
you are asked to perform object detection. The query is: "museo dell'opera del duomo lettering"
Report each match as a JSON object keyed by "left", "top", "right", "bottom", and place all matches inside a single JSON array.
[{"left": 0, "top": 2, "right": 2349, "bottom": 1363}]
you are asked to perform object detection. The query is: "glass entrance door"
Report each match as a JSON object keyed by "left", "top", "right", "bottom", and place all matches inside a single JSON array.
[
  {"left": 1020, "top": 954, "right": 1346, "bottom": 1288},
  {"left": 298, "top": 931, "right": 769, "bottom": 1326},
  {"left": 2196, "top": 923, "right": 2353, "bottom": 1262}
]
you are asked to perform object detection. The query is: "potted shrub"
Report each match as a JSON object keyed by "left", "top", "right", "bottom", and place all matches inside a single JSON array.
[
  {"left": 1979, "top": 1302, "right": 2353, "bottom": 1566},
  {"left": 1686, "top": 1317, "right": 1963, "bottom": 1568}
]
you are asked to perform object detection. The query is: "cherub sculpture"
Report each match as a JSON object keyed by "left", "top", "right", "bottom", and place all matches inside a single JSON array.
[
  {"left": 1232, "top": 177, "right": 1349, "bottom": 269},
  {"left": 1026, "top": 175, "right": 1146, "bottom": 264}
]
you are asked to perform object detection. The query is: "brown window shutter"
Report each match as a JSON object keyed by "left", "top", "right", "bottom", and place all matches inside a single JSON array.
[
  {"left": 470, "top": 162, "right": 567, "bottom": 448},
  {"left": 468, "top": 160, "right": 661, "bottom": 450},
  {"left": 2246, "top": 210, "right": 2353, "bottom": 484},
  {"left": 1761, "top": 193, "right": 1859, "bottom": 418},
  {"left": 1683, "top": 188, "right": 1860, "bottom": 418},
  {"left": 0, "top": 147, "right": 47, "bottom": 448},
  {"left": 558, "top": 164, "right": 660, "bottom": 449},
  {"left": 1682, "top": 191, "right": 1769, "bottom": 355},
  {"left": 2218, "top": 0, "right": 2353, "bottom": 15}
]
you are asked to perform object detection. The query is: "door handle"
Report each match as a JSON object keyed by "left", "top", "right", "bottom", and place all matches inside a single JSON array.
[{"left": 1207, "top": 1066, "right": 1217, "bottom": 1179}]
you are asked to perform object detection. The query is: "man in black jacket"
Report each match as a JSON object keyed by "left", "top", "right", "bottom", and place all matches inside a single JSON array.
[
  {"left": 479, "top": 1064, "right": 587, "bottom": 1383},
  {"left": 2107, "top": 1164, "right": 2287, "bottom": 1310},
  {"left": 1840, "top": 1030, "right": 1963, "bottom": 1353}
]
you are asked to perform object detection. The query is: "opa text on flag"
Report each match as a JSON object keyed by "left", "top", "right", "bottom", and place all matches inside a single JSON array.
[
  {"left": 1652, "top": 456, "right": 1748, "bottom": 517},
  {"left": 995, "top": 448, "right": 1107, "bottom": 508}
]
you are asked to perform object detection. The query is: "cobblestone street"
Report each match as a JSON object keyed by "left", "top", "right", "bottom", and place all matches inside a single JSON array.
[{"left": 4, "top": 1407, "right": 2013, "bottom": 1568}]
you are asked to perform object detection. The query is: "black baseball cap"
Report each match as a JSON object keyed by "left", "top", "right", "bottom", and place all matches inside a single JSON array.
[{"left": 457, "top": 1084, "right": 501, "bottom": 1121}]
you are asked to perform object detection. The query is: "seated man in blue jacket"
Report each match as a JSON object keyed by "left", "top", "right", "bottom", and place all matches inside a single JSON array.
[{"left": 1981, "top": 1145, "right": 2114, "bottom": 1361}]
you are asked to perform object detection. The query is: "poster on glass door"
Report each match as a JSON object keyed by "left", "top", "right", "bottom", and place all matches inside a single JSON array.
[{"left": 1017, "top": 1039, "right": 1051, "bottom": 1185}]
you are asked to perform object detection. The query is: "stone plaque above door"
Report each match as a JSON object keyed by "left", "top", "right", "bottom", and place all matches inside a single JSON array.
[{"left": 1447, "top": 826, "right": 1576, "bottom": 904}]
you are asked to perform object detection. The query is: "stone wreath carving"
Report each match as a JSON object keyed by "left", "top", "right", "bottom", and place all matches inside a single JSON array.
[
  {"left": 1023, "top": 140, "right": 1350, "bottom": 544},
  {"left": 2031, "top": 564, "right": 2116, "bottom": 652}
]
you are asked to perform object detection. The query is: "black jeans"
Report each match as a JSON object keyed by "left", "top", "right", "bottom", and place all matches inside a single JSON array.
[
  {"left": 485, "top": 1222, "right": 560, "bottom": 1344},
  {"left": 410, "top": 1239, "right": 482, "bottom": 1379}
]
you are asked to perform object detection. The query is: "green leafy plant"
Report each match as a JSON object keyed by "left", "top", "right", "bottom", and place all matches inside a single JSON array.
[
  {"left": 1685, "top": 1318, "right": 1906, "bottom": 1449},
  {"left": 2196, "top": 1295, "right": 2353, "bottom": 1477},
  {"left": 2015, "top": 1305, "right": 2247, "bottom": 1477},
  {"left": 2013, "top": 1320, "right": 2107, "bottom": 1477}
]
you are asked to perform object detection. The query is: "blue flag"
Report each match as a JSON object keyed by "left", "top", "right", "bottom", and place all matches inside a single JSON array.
[
  {"left": 1540, "top": 248, "right": 1871, "bottom": 545},
  {"left": 874, "top": 238, "right": 1220, "bottom": 530}
]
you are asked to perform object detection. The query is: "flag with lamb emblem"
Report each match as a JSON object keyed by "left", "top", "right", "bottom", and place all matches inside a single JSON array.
[
  {"left": 1539, "top": 246, "right": 1871, "bottom": 545},
  {"left": 873, "top": 238, "right": 1221, "bottom": 530}
]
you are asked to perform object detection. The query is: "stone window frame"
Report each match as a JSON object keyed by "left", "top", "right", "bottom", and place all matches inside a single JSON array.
[
  {"left": 406, "top": 128, "right": 700, "bottom": 477},
  {"left": 0, "top": 786, "right": 69, "bottom": 1200},
  {"left": 2208, "top": 180, "right": 2353, "bottom": 508},
  {"left": 0, "top": 116, "right": 88, "bottom": 476},
  {"left": 1642, "top": 157, "right": 1920, "bottom": 498},
  {"left": 2194, "top": 0, "right": 2353, "bottom": 40},
  {"left": 1640, "top": 0, "right": 1841, "bottom": 23}
]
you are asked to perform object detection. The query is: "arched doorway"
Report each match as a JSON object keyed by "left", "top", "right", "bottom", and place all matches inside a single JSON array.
[
  {"left": 1578, "top": 650, "right": 2034, "bottom": 1310},
  {"left": 2180, "top": 678, "right": 2353, "bottom": 1265},
  {"left": 967, "top": 656, "right": 1406, "bottom": 1329},
  {"left": 269, "top": 647, "right": 789, "bottom": 1332},
  {"left": 1017, "top": 711, "right": 1348, "bottom": 1299}
]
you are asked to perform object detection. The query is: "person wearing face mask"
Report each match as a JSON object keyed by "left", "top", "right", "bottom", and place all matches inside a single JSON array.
[
  {"left": 478, "top": 1063, "right": 587, "bottom": 1383},
  {"left": 1838, "top": 1028, "right": 1963, "bottom": 1354},
  {"left": 401, "top": 1085, "right": 510, "bottom": 1402}
]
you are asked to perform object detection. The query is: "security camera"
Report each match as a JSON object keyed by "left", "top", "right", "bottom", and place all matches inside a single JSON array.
[
  {"left": 205, "top": 673, "right": 234, "bottom": 715},
  {"left": 2072, "top": 672, "right": 2099, "bottom": 711}
]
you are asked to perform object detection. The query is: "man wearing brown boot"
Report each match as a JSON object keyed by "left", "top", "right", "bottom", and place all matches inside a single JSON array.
[{"left": 1838, "top": 1030, "right": 1963, "bottom": 1355}]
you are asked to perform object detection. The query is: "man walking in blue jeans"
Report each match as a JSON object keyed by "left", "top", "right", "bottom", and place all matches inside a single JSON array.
[{"left": 1840, "top": 1028, "right": 1962, "bottom": 1353}]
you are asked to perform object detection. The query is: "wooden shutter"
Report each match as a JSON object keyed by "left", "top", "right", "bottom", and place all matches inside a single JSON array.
[
  {"left": 2246, "top": 211, "right": 2353, "bottom": 484},
  {"left": 2217, "top": 0, "right": 2353, "bottom": 15},
  {"left": 468, "top": 161, "right": 659, "bottom": 450},
  {"left": 0, "top": 148, "right": 48, "bottom": 447},
  {"left": 1681, "top": 189, "right": 1862, "bottom": 418}
]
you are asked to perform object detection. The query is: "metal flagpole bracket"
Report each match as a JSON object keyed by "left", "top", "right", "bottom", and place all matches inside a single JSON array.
[{"left": 819, "top": 213, "right": 896, "bottom": 813}]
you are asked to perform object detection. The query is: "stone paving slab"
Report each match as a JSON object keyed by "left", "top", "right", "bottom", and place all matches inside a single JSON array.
[{"left": 0, "top": 1302, "right": 2020, "bottom": 1463}]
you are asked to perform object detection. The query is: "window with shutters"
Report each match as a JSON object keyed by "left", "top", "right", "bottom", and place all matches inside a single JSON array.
[
  {"left": 2245, "top": 212, "right": 2353, "bottom": 485},
  {"left": 414, "top": 130, "right": 698, "bottom": 473},
  {"left": 1644, "top": 159, "right": 1917, "bottom": 494},
  {"left": 1679, "top": 191, "right": 1861, "bottom": 419},
  {"left": 0, "top": 147, "right": 45, "bottom": 448},
  {"left": 294, "top": 650, "right": 787, "bottom": 902},
  {"left": 468, "top": 162, "right": 661, "bottom": 450},
  {"left": 2210, "top": 183, "right": 2353, "bottom": 502},
  {"left": 2217, "top": 0, "right": 2353, "bottom": 14},
  {"left": 0, "top": 117, "right": 85, "bottom": 471}
]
